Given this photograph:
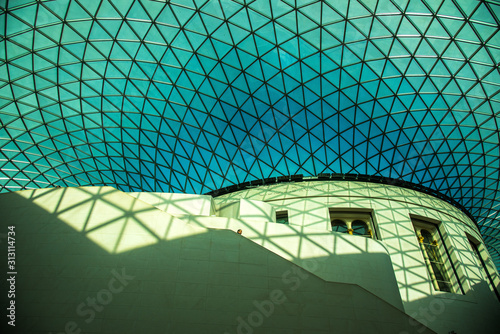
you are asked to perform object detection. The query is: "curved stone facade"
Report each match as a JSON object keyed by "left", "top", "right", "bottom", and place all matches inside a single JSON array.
[
  {"left": 1, "top": 183, "right": 499, "bottom": 334},
  {"left": 208, "top": 181, "right": 500, "bottom": 333}
]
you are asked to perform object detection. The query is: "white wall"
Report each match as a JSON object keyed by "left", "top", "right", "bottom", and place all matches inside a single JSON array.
[
  {"left": 188, "top": 215, "right": 404, "bottom": 311},
  {"left": 129, "top": 192, "right": 215, "bottom": 217},
  {"left": 4, "top": 183, "right": 497, "bottom": 334},
  {"left": 211, "top": 181, "right": 500, "bottom": 334},
  {"left": 0, "top": 186, "right": 435, "bottom": 334}
]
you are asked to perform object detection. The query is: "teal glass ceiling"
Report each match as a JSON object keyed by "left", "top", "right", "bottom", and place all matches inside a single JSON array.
[{"left": 0, "top": 0, "right": 499, "bottom": 267}]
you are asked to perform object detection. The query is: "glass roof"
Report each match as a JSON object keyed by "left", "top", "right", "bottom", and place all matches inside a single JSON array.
[{"left": 0, "top": 0, "right": 499, "bottom": 268}]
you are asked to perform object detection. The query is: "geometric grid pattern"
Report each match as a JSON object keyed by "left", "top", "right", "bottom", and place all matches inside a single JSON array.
[{"left": 1, "top": 1, "right": 499, "bottom": 268}]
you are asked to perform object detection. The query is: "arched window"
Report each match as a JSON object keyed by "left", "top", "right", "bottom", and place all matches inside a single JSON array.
[
  {"left": 418, "top": 228, "right": 452, "bottom": 292},
  {"left": 331, "top": 219, "right": 348, "bottom": 233},
  {"left": 468, "top": 236, "right": 500, "bottom": 301},
  {"left": 328, "top": 210, "right": 377, "bottom": 238},
  {"left": 351, "top": 220, "right": 369, "bottom": 236}
]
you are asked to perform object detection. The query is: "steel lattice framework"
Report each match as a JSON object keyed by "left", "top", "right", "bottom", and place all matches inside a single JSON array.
[{"left": 1, "top": 0, "right": 499, "bottom": 268}]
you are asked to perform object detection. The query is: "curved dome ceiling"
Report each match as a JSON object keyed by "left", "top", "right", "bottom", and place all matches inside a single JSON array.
[{"left": 1, "top": 0, "right": 499, "bottom": 266}]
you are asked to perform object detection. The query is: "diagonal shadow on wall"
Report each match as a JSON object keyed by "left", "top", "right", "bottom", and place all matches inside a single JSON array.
[{"left": 0, "top": 187, "right": 441, "bottom": 334}]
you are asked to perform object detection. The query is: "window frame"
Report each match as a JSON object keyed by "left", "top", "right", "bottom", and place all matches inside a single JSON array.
[
  {"left": 411, "top": 217, "right": 463, "bottom": 294},
  {"left": 328, "top": 208, "right": 378, "bottom": 239},
  {"left": 466, "top": 233, "right": 500, "bottom": 302},
  {"left": 275, "top": 210, "right": 289, "bottom": 224}
]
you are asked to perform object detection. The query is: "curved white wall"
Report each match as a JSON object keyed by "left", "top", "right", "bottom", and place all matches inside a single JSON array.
[
  {"left": 206, "top": 181, "right": 500, "bottom": 334},
  {"left": 3, "top": 183, "right": 498, "bottom": 334}
]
